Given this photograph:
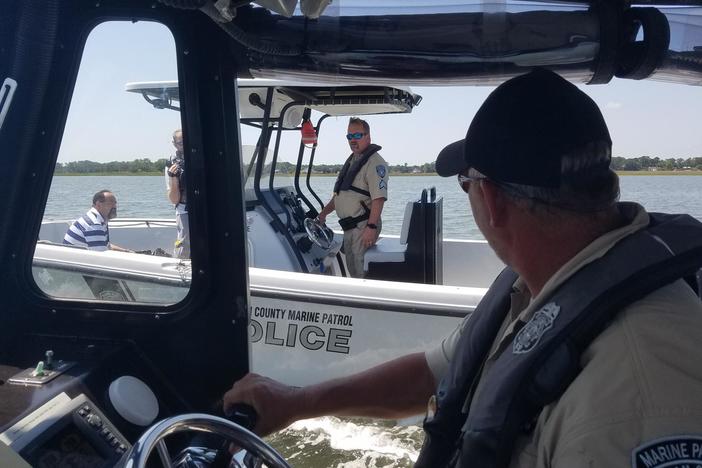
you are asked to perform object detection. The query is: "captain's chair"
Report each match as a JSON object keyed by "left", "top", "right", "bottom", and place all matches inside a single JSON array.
[
  {"left": 364, "top": 187, "right": 443, "bottom": 284},
  {"left": 362, "top": 202, "right": 413, "bottom": 267}
]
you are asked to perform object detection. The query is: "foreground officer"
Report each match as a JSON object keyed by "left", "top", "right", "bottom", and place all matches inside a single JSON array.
[{"left": 224, "top": 69, "right": 702, "bottom": 467}]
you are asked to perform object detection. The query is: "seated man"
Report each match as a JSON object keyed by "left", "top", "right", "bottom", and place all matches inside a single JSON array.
[{"left": 63, "top": 190, "right": 131, "bottom": 252}]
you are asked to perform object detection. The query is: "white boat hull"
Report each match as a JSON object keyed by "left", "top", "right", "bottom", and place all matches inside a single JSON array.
[
  {"left": 248, "top": 268, "right": 485, "bottom": 385},
  {"left": 40, "top": 218, "right": 504, "bottom": 287},
  {"left": 32, "top": 237, "right": 490, "bottom": 386}
]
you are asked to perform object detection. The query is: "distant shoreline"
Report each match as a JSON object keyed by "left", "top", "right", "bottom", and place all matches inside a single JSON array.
[
  {"left": 54, "top": 170, "right": 702, "bottom": 177},
  {"left": 615, "top": 170, "right": 702, "bottom": 176}
]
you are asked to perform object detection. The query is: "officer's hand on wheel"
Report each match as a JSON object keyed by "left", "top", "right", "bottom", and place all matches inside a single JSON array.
[
  {"left": 223, "top": 373, "right": 302, "bottom": 437},
  {"left": 318, "top": 213, "right": 326, "bottom": 224}
]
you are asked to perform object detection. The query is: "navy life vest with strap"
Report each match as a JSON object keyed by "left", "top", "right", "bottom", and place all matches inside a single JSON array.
[
  {"left": 169, "top": 154, "right": 187, "bottom": 208},
  {"left": 178, "top": 170, "right": 188, "bottom": 205},
  {"left": 177, "top": 169, "right": 187, "bottom": 209},
  {"left": 333, "top": 144, "right": 382, "bottom": 197},
  {"left": 416, "top": 212, "right": 702, "bottom": 468}
]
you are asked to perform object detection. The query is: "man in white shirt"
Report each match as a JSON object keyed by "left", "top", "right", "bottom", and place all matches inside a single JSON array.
[{"left": 63, "top": 190, "right": 130, "bottom": 252}]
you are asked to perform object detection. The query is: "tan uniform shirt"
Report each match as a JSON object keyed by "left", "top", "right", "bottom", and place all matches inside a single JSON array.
[
  {"left": 426, "top": 202, "right": 702, "bottom": 467},
  {"left": 333, "top": 152, "right": 388, "bottom": 219}
]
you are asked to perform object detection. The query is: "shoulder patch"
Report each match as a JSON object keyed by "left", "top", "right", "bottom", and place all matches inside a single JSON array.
[
  {"left": 379, "top": 179, "right": 387, "bottom": 190},
  {"left": 513, "top": 302, "right": 560, "bottom": 354},
  {"left": 632, "top": 435, "right": 702, "bottom": 467},
  {"left": 376, "top": 165, "right": 386, "bottom": 178}
]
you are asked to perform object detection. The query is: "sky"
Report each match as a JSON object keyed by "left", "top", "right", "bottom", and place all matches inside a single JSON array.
[{"left": 57, "top": 20, "right": 702, "bottom": 167}]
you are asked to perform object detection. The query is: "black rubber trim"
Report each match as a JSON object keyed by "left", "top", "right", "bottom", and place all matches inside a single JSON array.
[
  {"left": 588, "top": 1, "right": 621, "bottom": 84},
  {"left": 616, "top": 8, "right": 671, "bottom": 80}
]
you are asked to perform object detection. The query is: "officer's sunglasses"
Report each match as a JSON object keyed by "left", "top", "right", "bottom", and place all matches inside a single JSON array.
[
  {"left": 346, "top": 132, "right": 366, "bottom": 140},
  {"left": 457, "top": 173, "right": 488, "bottom": 193}
]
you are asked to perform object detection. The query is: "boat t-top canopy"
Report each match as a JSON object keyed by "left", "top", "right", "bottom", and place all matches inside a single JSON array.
[
  {"left": 125, "top": 79, "right": 422, "bottom": 128},
  {"left": 125, "top": 78, "right": 424, "bottom": 272}
]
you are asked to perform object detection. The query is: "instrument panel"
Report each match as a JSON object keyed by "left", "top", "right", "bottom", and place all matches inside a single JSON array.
[
  {"left": 0, "top": 336, "right": 188, "bottom": 467},
  {"left": 4, "top": 393, "right": 129, "bottom": 468}
]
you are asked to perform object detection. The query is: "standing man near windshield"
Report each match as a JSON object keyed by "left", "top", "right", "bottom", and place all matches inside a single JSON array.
[
  {"left": 317, "top": 117, "right": 388, "bottom": 278},
  {"left": 166, "top": 129, "right": 189, "bottom": 259}
]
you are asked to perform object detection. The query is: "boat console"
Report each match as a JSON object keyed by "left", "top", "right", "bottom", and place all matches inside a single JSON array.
[
  {"left": 4, "top": 393, "right": 130, "bottom": 467},
  {"left": 0, "top": 336, "right": 190, "bottom": 467},
  {"left": 246, "top": 186, "right": 343, "bottom": 275}
]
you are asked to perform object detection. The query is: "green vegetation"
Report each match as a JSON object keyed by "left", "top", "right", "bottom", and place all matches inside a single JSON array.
[
  {"left": 611, "top": 156, "right": 702, "bottom": 171},
  {"left": 55, "top": 158, "right": 169, "bottom": 175},
  {"left": 275, "top": 161, "right": 437, "bottom": 175},
  {"left": 54, "top": 159, "right": 438, "bottom": 175},
  {"left": 55, "top": 156, "right": 702, "bottom": 176},
  {"left": 617, "top": 170, "right": 702, "bottom": 176}
]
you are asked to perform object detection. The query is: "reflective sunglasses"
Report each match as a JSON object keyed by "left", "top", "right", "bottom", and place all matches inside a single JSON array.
[
  {"left": 457, "top": 173, "right": 487, "bottom": 193},
  {"left": 346, "top": 132, "right": 366, "bottom": 140}
]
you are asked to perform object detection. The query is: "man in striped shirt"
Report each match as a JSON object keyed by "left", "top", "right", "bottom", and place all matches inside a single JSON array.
[{"left": 63, "top": 190, "right": 130, "bottom": 252}]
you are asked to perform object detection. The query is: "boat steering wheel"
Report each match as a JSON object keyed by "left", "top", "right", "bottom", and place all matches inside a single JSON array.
[
  {"left": 304, "top": 217, "right": 335, "bottom": 250},
  {"left": 122, "top": 413, "right": 290, "bottom": 468}
]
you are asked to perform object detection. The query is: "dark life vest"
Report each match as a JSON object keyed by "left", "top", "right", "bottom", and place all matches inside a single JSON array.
[
  {"left": 333, "top": 144, "right": 382, "bottom": 197},
  {"left": 170, "top": 154, "right": 187, "bottom": 207},
  {"left": 416, "top": 212, "right": 702, "bottom": 468}
]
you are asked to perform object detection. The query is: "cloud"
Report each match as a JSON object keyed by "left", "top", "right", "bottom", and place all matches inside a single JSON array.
[{"left": 605, "top": 101, "right": 623, "bottom": 109}]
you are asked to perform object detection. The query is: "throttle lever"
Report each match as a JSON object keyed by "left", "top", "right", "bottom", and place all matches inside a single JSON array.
[
  {"left": 225, "top": 403, "right": 259, "bottom": 431},
  {"left": 210, "top": 403, "right": 260, "bottom": 468}
]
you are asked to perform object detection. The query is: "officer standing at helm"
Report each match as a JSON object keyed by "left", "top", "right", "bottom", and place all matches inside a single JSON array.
[{"left": 318, "top": 117, "right": 388, "bottom": 278}]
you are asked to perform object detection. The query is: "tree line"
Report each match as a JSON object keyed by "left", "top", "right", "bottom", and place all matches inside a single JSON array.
[
  {"left": 55, "top": 157, "right": 701, "bottom": 175},
  {"left": 611, "top": 156, "right": 702, "bottom": 171},
  {"left": 55, "top": 159, "right": 439, "bottom": 174},
  {"left": 55, "top": 158, "right": 170, "bottom": 174},
  {"left": 275, "top": 161, "right": 437, "bottom": 174}
]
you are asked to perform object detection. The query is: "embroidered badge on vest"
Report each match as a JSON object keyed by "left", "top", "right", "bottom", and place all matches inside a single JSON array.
[
  {"left": 376, "top": 165, "right": 386, "bottom": 178},
  {"left": 513, "top": 302, "right": 560, "bottom": 354},
  {"left": 631, "top": 436, "right": 702, "bottom": 467}
]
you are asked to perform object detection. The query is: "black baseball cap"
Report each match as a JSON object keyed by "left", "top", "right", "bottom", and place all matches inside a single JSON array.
[{"left": 435, "top": 69, "right": 612, "bottom": 188}]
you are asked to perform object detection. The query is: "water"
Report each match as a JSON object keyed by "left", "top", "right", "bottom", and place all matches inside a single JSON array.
[
  {"left": 43, "top": 174, "right": 702, "bottom": 466},
  {"left": 269, "top": 418, "right": 423, "bottom": 467},
  {"left": 44, "top": 175, "right": 702, "bottom": 238}
]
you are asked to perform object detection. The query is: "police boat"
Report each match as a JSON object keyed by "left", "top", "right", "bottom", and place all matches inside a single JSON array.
[
  {"left": 39, "top": 78, "right": 502, "bottom": 288},
  {"left": 35, "top": 79, "right": 498, "bottom": 386},
  {"left": 2, "top": 1, "right": 701, "bottom": 467}
]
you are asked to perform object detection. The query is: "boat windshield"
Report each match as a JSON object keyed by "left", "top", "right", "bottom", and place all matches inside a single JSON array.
[
  {"left": 274, "top": 0, "right": 590, "bottom": 17},
  {"left": 32, "top": 5, "right": 702, "bottom": 311},
  {"left": 242, "top": 145, "right": 263, "bottom": 189}
]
